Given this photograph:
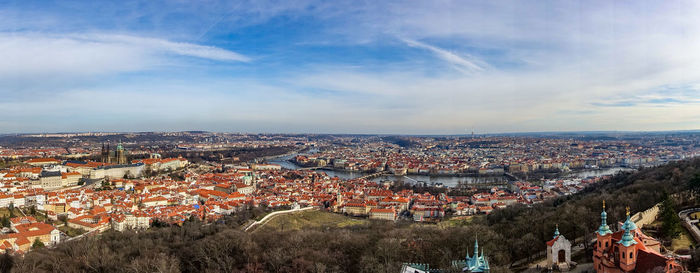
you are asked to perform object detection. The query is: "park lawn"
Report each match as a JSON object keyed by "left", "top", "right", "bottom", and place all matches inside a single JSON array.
[
  {"left": 0, "top": 208, "right": 24, "bottom": 218},
  {"left": 22, "top": 208, "right": 49, "bottom": 222},
  {"left": 670, "top": 227, "right": 695, "bottom": 251},
  {"left": 646, "top": 219, "right": 696, "bottom": 252},
  {"left": 58, "top": 225, "right": 86, "bottom": 237},
  {"left": 258, "top": 210, "right": 367, "bottom": 232},
  {"left": 691, "top": 212, "right": 700, "bottom": 219},
  {"left": 438, "top": 215, "right": 475, "bottom": 228}
]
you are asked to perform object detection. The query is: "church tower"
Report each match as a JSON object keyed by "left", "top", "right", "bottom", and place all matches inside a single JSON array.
[
  {"left": 618, "top": 207, "right": 638, "bottom": 272},
  {"left": 115, "top": 141, "right": 127, "bottom": 164},
  {"left": 595, "top": 201, "right": 613, "bottom": 261},
  {"left": 101, "top": 143, "right": 111, "bottom": 163}
]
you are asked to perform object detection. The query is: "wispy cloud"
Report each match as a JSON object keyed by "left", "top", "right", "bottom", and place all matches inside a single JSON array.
[
  {"left": 401, "top": 38, "right": 485, "bottom": 74},
  {"left": 91, "top": 34, "right": 251, "bottom": 62}
]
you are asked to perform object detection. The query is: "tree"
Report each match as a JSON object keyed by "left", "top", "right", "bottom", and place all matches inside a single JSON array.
[
  {"left": 0, "top": 251, "right": 13, "bottom": 273},
  {"left": 660, "top": 192, "right": 682, "bottom": 239},
  {"left": 58, "top": 214, "right": 68, "bottom": 225},
  {"left": 1, "top": 216, "right": 9, "bottom": 228},
  {"left": 7, "top": 204, "right": 14, "bottom": 219},
  {"left": 690, "top": 174, "right": 700, "bottom": 198},
  {"left": 31, "top": 238, "right": 44, "bottom": 250}
]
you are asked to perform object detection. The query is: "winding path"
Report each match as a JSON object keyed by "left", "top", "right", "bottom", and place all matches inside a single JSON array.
[{"left": 244, "top": 207, "right": 316, "bottom": 232}]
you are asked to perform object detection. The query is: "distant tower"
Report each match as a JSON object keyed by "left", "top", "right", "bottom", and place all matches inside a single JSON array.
[
  {"left": 115, "top": 141, "right": 127, "bottom": 164},
  {"left": 101, "top": 143, "right": 111, "bottom": 163}
]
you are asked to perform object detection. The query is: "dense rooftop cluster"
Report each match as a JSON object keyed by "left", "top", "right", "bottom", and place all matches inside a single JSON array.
[
  {"left": 295, "top": 136, "right": 699, "bottom": 175},
  {"left": 0, "top": 132, "right": 697, "bottom": 254}
]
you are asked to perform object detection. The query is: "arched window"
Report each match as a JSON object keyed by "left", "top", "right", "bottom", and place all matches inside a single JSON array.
[
  {"left": 599, "top": 242, "right": 601, "bottom": 247},
  {"left": 622, "top": 252, "right": 626, "bottom": 259},
  {"left": 605, "top": 242, "right": 608, "bottom": 247},
  {"left": 629, "top": 252, "right": 633, "bottom": 259}
]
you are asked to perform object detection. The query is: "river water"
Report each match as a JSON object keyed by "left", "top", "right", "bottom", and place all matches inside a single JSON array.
[{"left": 269, "top": 153, "right": 634, "bottom": 187}]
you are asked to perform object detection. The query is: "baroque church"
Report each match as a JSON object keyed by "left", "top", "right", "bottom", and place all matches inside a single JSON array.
[{"left": 594, "top": 202, "right": 684, "bottom": 273}]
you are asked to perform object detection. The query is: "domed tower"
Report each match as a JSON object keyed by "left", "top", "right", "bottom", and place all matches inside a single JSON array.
[
  {"left": 618, "top": 207, "right": 638, "bottom": 272},
  {"left": 595, "top": 201, "right": 613, "bottom": 257},
  {"left": 115, "top": 141, "right": 127, "bottom": 165}
]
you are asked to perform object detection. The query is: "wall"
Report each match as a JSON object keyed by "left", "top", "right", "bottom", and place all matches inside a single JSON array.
[{"left": 631, "top": 203, "right": 660, "bottom": 229}]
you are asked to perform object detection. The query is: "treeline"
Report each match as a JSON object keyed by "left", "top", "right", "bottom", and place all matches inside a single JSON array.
[{"left": 3, "top": 158, "right": 700, "bottom": 273}]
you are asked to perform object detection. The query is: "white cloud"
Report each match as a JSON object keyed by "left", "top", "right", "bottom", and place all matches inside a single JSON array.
[{"left": 0, "top": 32, "right": 249, "bottom": 78}]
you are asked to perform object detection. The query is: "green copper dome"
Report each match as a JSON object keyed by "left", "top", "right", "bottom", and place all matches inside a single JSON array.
[
  {"left": 619, "top": 228, "right": 638, "bottom": 247},
  {"left": 619, "top": 206, "right": 638, "bottom": 247},
  {"left": 597, "top": 201, "right": 612, "bottom": 236},
  {"left": 621, "top": 207, "right": 637, "bottom": 231}
]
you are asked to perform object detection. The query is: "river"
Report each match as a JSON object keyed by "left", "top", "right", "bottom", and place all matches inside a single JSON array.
[
  {"left": 269, "top": 152, "right": 506, "bottom": 187},
  {"left": 268, "top": 153, "right": 635, "bottom": 187}
]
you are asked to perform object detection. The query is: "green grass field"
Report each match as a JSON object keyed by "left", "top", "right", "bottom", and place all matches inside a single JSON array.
[{"left": 257, "top": 210, "right": 368, "bottom": 232}]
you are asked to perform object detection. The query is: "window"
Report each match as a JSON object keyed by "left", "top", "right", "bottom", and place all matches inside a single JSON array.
[
  {"left": 622, "top": 252, "right": 625, "bottom": 259},
  {"left": 629, "top": 252, "right": 633, "bottom": 259},
  {"left": 599, "top": 242, "right": 601, "bottom": 247},
  {"left": 605, "top": 242, "right": 608, "bottom": 247}
]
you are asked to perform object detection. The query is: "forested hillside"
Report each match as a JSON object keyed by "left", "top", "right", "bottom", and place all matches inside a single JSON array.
[{"left": 4, "top": 158, "right": 700, "bottom": 273}]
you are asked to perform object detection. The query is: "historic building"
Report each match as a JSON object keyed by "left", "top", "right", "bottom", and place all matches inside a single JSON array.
[
  {"left": 593, "top": 202, "right": 685, "bottom": 273},
  {"left": 547, "top": 225, "right": 572, "bottom": 270},
  {"left": 452, "top": 238, "right": 491, "bottom": 273},
  {"left": 400, "top": 239, "right": 490, "bottom": 273},
  {"left": 101, "top": 142, "right": 128, "bottom": 165}
]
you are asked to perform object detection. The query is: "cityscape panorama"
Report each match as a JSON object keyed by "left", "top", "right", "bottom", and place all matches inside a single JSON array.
[{"left": 1, "top": 1, "right": 700, "bottom": 273}]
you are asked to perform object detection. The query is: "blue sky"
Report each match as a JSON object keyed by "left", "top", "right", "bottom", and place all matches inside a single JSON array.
[{"left": 1, "top": 0, "right": 699, "bottom": 134}]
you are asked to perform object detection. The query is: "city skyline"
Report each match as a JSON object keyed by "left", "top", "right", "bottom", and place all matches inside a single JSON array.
[{"left": 2, "top": 0, "right": 700, "bottom": 134}]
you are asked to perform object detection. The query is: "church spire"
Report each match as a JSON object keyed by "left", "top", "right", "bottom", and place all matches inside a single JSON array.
[
  {"left": 621, "top": 206, "right": 638, "bottom": 232},
  {"left": 597, "top": 200, "right": 612, "bottom": 236},
  {"left": 554, "top": 224, "right": 560, "bottom": 239},
  {"left": 620, "top": 206, "right": 638, "bottom": 247},
  {"left": 473, "top": 237, "right": 479, "bottom": 258}
]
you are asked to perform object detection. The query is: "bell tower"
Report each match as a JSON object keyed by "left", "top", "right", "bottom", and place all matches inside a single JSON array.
[
  {"left": 618, "top": 207, "right": 638, "bottom": 272},
  {"left": 595, "top": 201, "right": 613, "bottom": 256}
]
